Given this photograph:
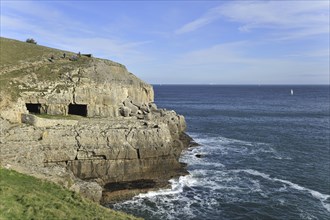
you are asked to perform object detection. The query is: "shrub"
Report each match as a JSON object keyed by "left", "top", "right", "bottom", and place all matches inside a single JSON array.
[{"left": 26, "top": 38, "right": 37, "bottom": 44}]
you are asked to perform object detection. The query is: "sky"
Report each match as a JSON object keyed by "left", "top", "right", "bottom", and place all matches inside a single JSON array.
[{"left": 1, "top": 0, "right": 329, "bottom": 84}]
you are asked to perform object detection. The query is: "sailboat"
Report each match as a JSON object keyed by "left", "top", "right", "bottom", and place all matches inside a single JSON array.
[{"left": 291, "top": 89, "right": 293, "bottom": 95}]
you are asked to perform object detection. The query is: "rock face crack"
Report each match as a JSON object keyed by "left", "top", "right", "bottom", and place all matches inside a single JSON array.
[
  {"left": 74, "top": 126, "right": 81, "bottom": 160},
  {"left": 72, "top": 68, "right": 83, "bottom": 104},
  {"left": 76, "top": 68, "right": 82, "bottom": 85},
  {"left": 106, "top": 136, "right": 110, "bottom": 148},
  {"left": 136, "top": 149, "right": 141, "bottom": 159},
  {"left": 125, "top": 127, "right": 134, "bottom": 142}
]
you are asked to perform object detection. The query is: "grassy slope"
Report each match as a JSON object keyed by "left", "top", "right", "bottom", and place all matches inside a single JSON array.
[
  {"left": 0, "top": 37, "right": 63, "bottom": 66},
  {"left": 0, "top": 37, "right": 89, "bottom": 104},
  {"left": 0, "top": 168, "right": 140, "bottom": 220}
]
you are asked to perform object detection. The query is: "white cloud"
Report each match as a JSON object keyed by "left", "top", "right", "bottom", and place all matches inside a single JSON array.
[
  {"left": 1, "top": 0, "right": 62, "bottom": 21},
  {"left": 175, "top": 8, "right": 219, "bottom": 34},
  {"left": 171, "top": 41, "right": 329, "bottom": 84},
  {"left": 220, "top": 1, "right": 329, "bottom": 29},
  {"left": 0, "top": 14, "right": 36, "bottom": 31},
  {"left": 175, "top": 1, "right": 329, "bottom": 39},
  {"left": 176, "top": 41, "right": 255, "bottom": 65}
]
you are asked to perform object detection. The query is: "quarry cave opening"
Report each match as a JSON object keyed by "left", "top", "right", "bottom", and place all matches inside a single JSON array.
[
  {"left": 68, "top": 104, "right": 87, "bottom": 117},
  {"left": 26, "top": 103, "right": 41, "bottom": 114}
]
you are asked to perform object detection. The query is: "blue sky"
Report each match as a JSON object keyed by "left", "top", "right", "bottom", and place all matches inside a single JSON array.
[{"left": 1, "top": 0, "right": 329, "bottom": 84}]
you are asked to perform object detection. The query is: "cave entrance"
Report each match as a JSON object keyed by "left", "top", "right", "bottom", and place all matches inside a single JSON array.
[
  {"left": 26, "top": 103, "right": 41, "bottom": 114},
  {"left": 68, "top": 104, "right": 87, "bottom": 117}
]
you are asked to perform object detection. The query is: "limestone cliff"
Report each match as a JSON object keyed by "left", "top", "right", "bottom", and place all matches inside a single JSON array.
[{"left": 0, "top": 37, "right": 193, "bottom": 203}]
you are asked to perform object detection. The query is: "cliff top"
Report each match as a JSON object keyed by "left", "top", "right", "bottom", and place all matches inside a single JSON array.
[
  {"left": 1, "top": 37, "right": 71, "bottom": 67},
  {"left": 0, "top": 37, "right": 149, "bottom": 109}
]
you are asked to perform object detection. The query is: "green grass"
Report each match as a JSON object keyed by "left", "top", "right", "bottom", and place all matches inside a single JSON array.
[
  {"left": 0, "top": 37, "right": 68, "bottom": 67},
  {"left": 0, "top": 37, "right": 92, "bottom": 104},
  {"left": 0, "top": 168, "right": 141, "bottom": 220}
]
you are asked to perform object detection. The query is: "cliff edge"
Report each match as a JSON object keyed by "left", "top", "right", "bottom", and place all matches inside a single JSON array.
[{"left": 0, "top": 37, "right": 193, "bottom": 203}]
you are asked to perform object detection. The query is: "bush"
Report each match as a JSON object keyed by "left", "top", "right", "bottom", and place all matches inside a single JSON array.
[{"left": 26, "top": 38, "right": 37, "bottom": 44}]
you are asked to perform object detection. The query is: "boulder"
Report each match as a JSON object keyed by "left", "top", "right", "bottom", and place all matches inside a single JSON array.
[
  {"left": 123, "top": 100, "right": 139, "bottom": 115},
  {"left": 120, "top": 106, "right": 131, "bottom": 117},
  {"left": 149, "top": 103, "right": 158, "bottom": 111}
]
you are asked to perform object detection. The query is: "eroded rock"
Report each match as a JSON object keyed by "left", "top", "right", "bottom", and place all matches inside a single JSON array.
[{"left": 0, "top": 51, "right": 193, "bottom": 203}]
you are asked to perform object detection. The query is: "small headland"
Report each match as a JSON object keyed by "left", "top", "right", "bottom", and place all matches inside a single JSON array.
[{"left": 0, "top": 37, "right": 195, "bottom": 208}]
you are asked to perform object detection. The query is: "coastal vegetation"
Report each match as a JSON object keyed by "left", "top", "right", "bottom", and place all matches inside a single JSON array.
[
  {"left": 0, "top": 37, "right": 87, "bottom": 105},
  {"left": 0, "top": 168, "right": 140, "bottom": 219},
  {"left": 25, "top": 38, "right": 37, "bottom": 44}
]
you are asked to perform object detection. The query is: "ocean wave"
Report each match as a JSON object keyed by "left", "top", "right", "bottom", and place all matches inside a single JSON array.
[
  {"left": 189, "top": 133, "right": 261, "bottom": 147},
  {"left": 234, "top": 169, "right": 330, "bottom": 212},
  {"left": 188, "top": 132, "right": 291, "bottom": 160},
  {"left": 136, "top": 175, "right": 198, "bottom": 198},
  {"left": 180, "top": 146, "right": 225, "bottom": 168},
  {"left": 113, "top": 131, "right": 327, "bottom": 219},
  {"left": 113, "top": 174, "right": 202, "bottom": 220}
]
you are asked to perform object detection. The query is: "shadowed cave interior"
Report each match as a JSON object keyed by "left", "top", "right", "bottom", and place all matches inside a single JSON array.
[
  {"left": 26, "top": 103, "right": 41, "bottom": 114},
  {"left": 68, "top": 104, "right": 87, "bottom": 117}
]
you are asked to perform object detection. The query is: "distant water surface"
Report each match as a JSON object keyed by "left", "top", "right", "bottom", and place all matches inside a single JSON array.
[{"left": 109, "top": 85, "right": 330, "bottom": 220}]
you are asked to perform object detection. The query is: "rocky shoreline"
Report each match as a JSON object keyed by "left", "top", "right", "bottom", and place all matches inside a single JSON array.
[
  {"left": 0, "top": 37, "right": 195, "bottom": 204},
  {"left": 0, "top": 109, "right": 195, "bottom": 203}
]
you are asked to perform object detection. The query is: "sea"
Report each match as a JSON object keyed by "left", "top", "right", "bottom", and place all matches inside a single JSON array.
[{"left": 109, "top": 85, "right": 330, "bottom": 220}]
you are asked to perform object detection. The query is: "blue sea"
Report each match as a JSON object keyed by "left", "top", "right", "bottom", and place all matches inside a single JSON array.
[{"left": 110, "top": 85, "right": 330, "bottom": 220}]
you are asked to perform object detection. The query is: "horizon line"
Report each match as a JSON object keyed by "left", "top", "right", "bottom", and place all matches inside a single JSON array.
[{"left": 151, "top": 83, "right": 329, "bottom": 86}]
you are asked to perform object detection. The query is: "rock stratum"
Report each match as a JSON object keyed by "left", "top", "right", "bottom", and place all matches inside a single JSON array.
[{"left": 0, "top": 37, "right": 193, "bottom": 203}]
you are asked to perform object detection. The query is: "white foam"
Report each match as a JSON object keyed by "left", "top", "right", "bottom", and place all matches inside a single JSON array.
[
  {"left": 189, "top": 133, "right": 267, "bottom": 147},
  {"left": 113, "top": 174, "right": 201, "bottom": 220},
  {"left": 278, "top": 198, "right": 286, "bottom": 205},
  {"left": 187, "top": 134, "right": 329, "bottom": 212},
  {"left": 274, "top": 178, "right": 330, "bottom": 212},
  {"left": 188, "top": 132, "right": 284, "bottom": 159},
  {"left": 278, "top": 184, "right": 287, "bottom": 192},
  {"left": 271, "top": 155, "right": 292, "bottom": 160},
  {"left": 298, "top": 207, "right": 318, "bottom": 220},
  {"left": 136, "top": 175, "right": 198, "bottom": 198},
  {"left": 234, "top": 169, "right": 271, "bottom": 179},
  {"left": 236, "top": 169, "right": 330, "bottom": 212},
  {"left": 180, "top": 140, "right": 226, "bottom": 169},
  {"left": 115, "top": 133, "right": 329, "bottom": 218},
  {"left": 180, "top": 153, "right": 225, "bottom": 168}
]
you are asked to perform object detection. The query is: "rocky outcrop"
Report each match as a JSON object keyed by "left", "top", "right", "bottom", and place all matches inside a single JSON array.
[
  {"left": 0, "top": 46, "right": 193, "bottom": 203},
  {"left": 0, "top": 109, "right": 191, "bottom": 202},
  {"left": 10, "top": 59, "right": 154, "bottom": 120}
]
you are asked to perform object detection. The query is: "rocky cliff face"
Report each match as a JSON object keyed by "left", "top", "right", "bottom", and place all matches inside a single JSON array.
[
  {"left": 0, "top": 110, "right": 190, "bottom": 202},
  {"left": 0, "top": 38, "right": 193, "bottom": 203},
  {"left": 2, "top": 58, "right": 153, "bottom": 120}
]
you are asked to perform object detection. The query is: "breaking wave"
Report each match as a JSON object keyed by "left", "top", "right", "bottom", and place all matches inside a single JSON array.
[
  {"left": 235, "top": 169, "right": 330, "bottom": 212},
  {"left": 110, "top": 133, "right": 330, "bottom": 219}
]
